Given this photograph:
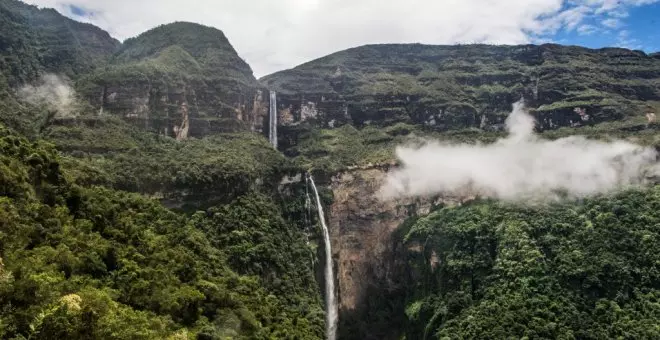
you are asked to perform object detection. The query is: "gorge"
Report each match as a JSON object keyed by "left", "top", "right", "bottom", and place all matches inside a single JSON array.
[{"left": 1, "top": 0, "right": 660, "bottom": 339}]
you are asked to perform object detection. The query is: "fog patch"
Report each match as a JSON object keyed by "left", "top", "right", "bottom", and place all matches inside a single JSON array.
[
  {"left": 380, "top": 100, "right": 659, "bottom": 202},
  {"left": 18, "top": 74, "right": 77, "bottom": 117}
]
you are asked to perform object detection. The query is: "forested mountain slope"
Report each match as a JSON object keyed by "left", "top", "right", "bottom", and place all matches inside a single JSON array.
[
  {"left": 77, "top": 22, "right": 269, "bottom": 138},
  {"left": 0, "top": 2, "right": 324, "bottom": 339},
  {"left": 0, "top": 1, "right": 659, "bottom": 339},
  {"left": 262, "top": 43, "right": 660, "bottom": 130},
  {"left": 365, "top": 190, "right": 660, "bottom": 339},
  {"left": 0, "top": 0, "right": 119, "bottom": 85},
  {"left": 0, "top": 124, "right": 324, "bottom": 339},
  {"left": 0, "top": 0, "right": 119, "bottom": 134},
  {"left": 262, "top": 44, "right": 660, "bottom": 174}
]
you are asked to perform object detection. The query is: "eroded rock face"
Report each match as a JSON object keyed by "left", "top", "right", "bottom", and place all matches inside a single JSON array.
[
  {"left": 78, "top": 22, "right": 270, "bottom": 139},
  {"left": 327, "top": 166, "right": 464, "bottom": 339},
  {"left": 261, "top": 44, "right": 660, "bottom": 135},
  {"left": 89, "top": 83, "right": 268, "bottom": 139}
]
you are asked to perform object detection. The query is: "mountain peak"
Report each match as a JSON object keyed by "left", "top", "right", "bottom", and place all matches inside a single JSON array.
[{"left": 117, "top": 21, "right": 234, "bottom": 61}]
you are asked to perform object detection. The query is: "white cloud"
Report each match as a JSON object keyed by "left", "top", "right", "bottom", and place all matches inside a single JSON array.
[
  {"left": 583, "top": 0, "right": 659, "bottom": 13},
  {"left": 22, "top": 0, "right": 660, "bottom": 77},
  {"left": 18, "top": 74, "right": 77, "bottom": 117},
  {"left": 380, "top": 101, "right": 659, "bottom": 202},
  {"left": 602, "top": 17, "right": 621, "bottom": 28},
  {"left": 616, "top": 29, "right": 643, "bottom": 49},
  {"left": 577, "top": 24, "right": 598, "bottom": 35}
]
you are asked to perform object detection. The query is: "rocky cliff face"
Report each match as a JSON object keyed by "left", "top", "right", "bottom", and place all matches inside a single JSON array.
[
  {"left": 77, "top": 22, "right": 269, "bottom": 138},
  {"left": 327, "top": 165, "right": 467, "bottom": 339},
  {"left": 88, "top": 79, "right": 268, "bottom": 138},
  {"left": 262, "top": 44, "right": 660, "bottom": 134}
]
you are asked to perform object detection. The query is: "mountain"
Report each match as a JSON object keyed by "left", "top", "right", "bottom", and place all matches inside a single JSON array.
[
  {"left": 262, "top": 43, "right": 659, "bottom": 131},
  {"left": 0, "top": 0, "right": 119, "bottom": 85},
  {"left": 77, "top": 22, "right": 268, "bottom": 139},
  {"left": 1, "top": 2, "right": 659, "bottom": 340},
  {"left": 0, "top": 4, "right": 324, "bottom": 339},
  {"left": 0, "top": 0, "right": 120, "bottom": 134},
  {"left": 261, "top": 43, "right": 660, "bottom": 174},
  {"left": 0, "top": 124, "right": 323, "bottom": 339},
  {"left": 261, "top": 43, "right": 659, "bottom": 340}
]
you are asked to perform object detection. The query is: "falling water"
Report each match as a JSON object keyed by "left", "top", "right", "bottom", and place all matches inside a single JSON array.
[
  {"left": 308, "top": 174, "right": 338, "bottom": 340},
  {"left": 269, "top": 90, "right": 278, "bottom": 148},
  {"left": 305, "top": 176, "right": 313, "bottom": 233}
]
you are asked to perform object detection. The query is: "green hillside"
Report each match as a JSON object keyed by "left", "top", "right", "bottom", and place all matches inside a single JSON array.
[{"left": 0, "top": 1, "right": 659, "bottom": 339}]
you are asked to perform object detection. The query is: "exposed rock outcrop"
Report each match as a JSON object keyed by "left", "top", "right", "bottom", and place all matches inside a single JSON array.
[
  {"left": 78, "top": 22, "right": 269, "bottom": 138},
  {"left": 327, "top": 166, "right": 467, "bottom": 339},
  {"left": 262, "top": 44, "right": 660, "bottom": 135}
]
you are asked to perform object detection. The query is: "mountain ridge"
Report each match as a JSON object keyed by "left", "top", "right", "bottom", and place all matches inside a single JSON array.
[{"left": 1, "top": 2, "right": 659, "bottom": 339}]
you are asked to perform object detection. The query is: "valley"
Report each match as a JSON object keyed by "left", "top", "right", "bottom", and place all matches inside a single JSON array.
[{"left": 1, "top": 0, "right": 659, "bottom": 339}]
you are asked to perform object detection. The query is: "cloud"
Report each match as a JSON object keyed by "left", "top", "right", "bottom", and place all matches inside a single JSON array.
[
  {"left": 379, "top": 100, "right": 659, "bottom": 202},
  {"left": 602, "top": 17, "right": 621, "bottom": 28},
  {"left": 18, "top": 74, "right": 77, "bottom": 117},
  {"left": 577, "top": 24, "right": 598, "bottom": 35},
  {"left": 616, "top": 29, "right": 643, "bottom": 49},
  {"left": 23, "top": 0, "right": 660, "bottom": 77}
]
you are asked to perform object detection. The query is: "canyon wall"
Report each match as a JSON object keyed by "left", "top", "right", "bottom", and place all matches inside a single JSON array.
[
  {"left": 76, "top": 22, "right": 270, "bottom": 139},
  {"left": 87, "top": 82, "right": 269, "bottom": 138},
  {"left": 327, "top": 166, "right": 467, "bottom": 339},
  {"left": 263, "top": 44, "right": 660, "bottom": 137}
]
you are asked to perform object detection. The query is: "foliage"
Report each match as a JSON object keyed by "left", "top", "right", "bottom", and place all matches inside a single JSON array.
[
  {"left": 285, "top": 114, "right": 659, "bottom": 174},
  {"left": 264, "top": 44, "right": 660, "bottom": 165},
  {"left": 114, "top": 22, "right": 255, "bottom": 85},
  {"left": 41, "top": 116, "right": 293, "bottom": 209},
  {"left": 0, "top": 0, "right": 119, "bottom": 87},
  {"left": 0, "top": 0, "right": 118, "bottom": 135},
  {"left": 0, "top": 124, "right": 323, "bottom": 339},
  {"left": 1, "top": 4, "right": 659, "bottom": 339},
  {"left": 401, "top": 189, "right": 660, "bottom": 339}
]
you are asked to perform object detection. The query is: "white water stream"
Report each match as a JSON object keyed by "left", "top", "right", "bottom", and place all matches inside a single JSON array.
[
  {"left": 269, "top": 90, "right": 278, "bottom": 148},
  {"left": 308, "top": 174, "right": 338, "bottom": 340}
]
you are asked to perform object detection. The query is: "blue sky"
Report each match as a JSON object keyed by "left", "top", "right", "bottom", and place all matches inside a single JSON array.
[
  {"left": 551, "top": 2, "right": 660, "bottom": 52},
  {"left": 26, "top": 0, "right": 660, "bottom": 76}
]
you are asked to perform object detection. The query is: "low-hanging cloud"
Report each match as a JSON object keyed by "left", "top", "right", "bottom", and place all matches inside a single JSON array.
[
  {"left": 380, "top": 101, "right": 659, "bottom": 202},
  {"left": 18, "top": 74, "right": 77, "bottom": 117}
]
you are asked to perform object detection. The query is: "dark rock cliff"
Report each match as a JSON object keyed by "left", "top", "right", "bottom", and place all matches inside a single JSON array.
[
  {"left": 326, "top": 166, "right": 469, "bottom": 340},
  {"left": 76, "top": 22, "right": 269, "bottom": 139},
  {"left": 264, "top": 43, "right": 660, "bottom": 339},
  {"left": 261, "top": 44, "right": 660, "bottom": 133}
]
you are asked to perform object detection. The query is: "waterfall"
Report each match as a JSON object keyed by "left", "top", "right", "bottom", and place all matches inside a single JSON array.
[
  {"left": 305, "top": 176, "right": 313, "bottom": 234},
  {"left": 308, "top": 174, "right": 338, "bottom": 340},
  {"left": 269, "top": 90, "right": 278, "bottom": 148}
]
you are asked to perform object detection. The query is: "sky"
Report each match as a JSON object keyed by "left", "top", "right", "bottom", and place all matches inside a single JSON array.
[{"left": 24, "top": 0, "right": 660, "bottom": 77}]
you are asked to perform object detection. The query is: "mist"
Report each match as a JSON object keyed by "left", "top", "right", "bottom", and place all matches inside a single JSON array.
[
  {"left": 18, "top": 73, "right": 76, "bottom": 117},
  {"left": 380, "top": 100, "right": 659, "bottom": 202}
]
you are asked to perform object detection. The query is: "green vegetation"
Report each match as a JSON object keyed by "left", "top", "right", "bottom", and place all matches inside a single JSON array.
[
  {"left": 0, "top": 0, "right": 118, "bottom": 136},
  {"left": 0, "top": 123, "right": 323, "bottom": 339},
  {"left": 0, "top": 0, "right": 119, "bottom": 86},
  {"left": 1, "top": 2, "right": 659, "bottom": 339},
  {"left": 263, "top": 44, "right": 659, "bottom": 145},
  {"left": 74, "top": 21, "right": 261, "bottom": 125},
  {"left": 397, "top": 188, "right": 660, "bottom": 339},
  {"left": 114, "top": 22, "right": 255, "bottom": 85},
  {"left": 264, "top": 44, "right": 660, "bottom": 171},
  {"left": 285, "top": 116, "right": 659, "bottom": 174},
  {"left": 42, "top": 116, "right": 291, "bottom": 209}
]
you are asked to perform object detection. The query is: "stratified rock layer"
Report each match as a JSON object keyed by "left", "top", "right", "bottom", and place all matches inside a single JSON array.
[
  {"left": 262, "top": 44, "right": 660, "bottom": 132},
  {"left": 78, "top": 22, "right": 269, "bottom": 138}
]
